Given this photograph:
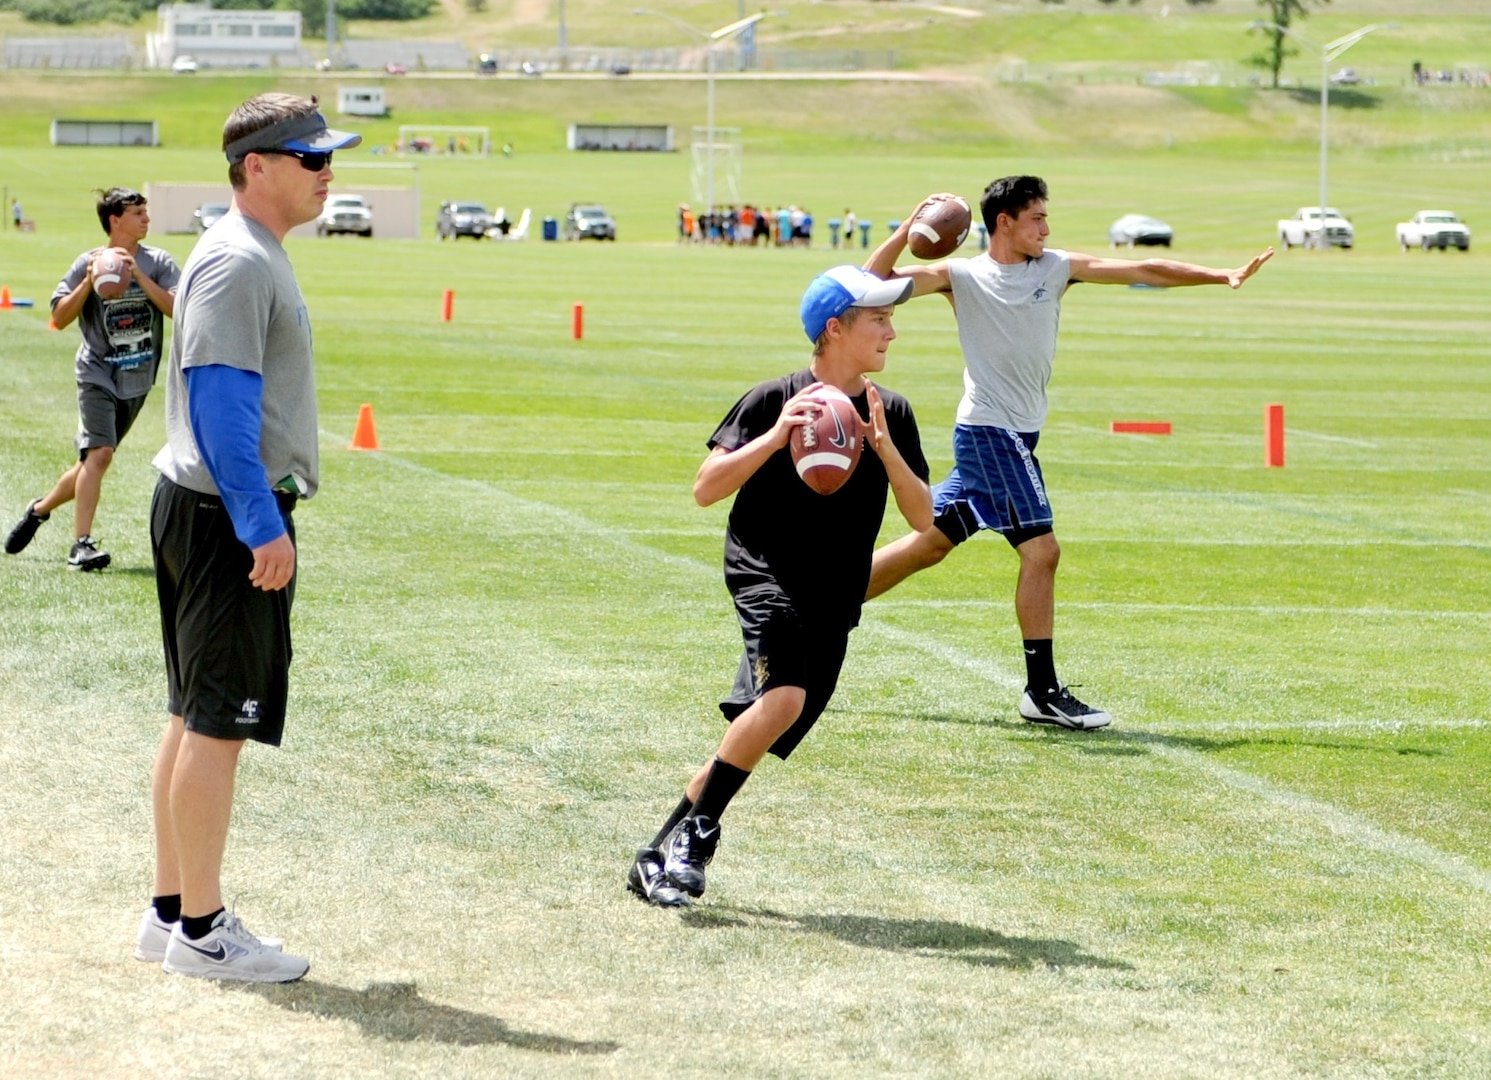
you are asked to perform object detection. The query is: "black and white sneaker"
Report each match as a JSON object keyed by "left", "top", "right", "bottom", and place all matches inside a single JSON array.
[
  {"left": 67, "top": 536, "right": 110, "bottom": 572},
  {"left": 1019, "top": 685, "right": 1113, "bottom": 730},
  {"left": 4, "top": 501, "right": 49, "bottom": 555},
  {"left": 626, "top": 847, "right": 691, "bottom": 907},
  {"left": 662, "top": 815, "right": 720, "bottom": 898}
]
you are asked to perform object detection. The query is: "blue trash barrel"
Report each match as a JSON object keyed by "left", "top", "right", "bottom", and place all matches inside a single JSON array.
[{"left": 542, "top": 217, "right": 558, "bottom": 241}]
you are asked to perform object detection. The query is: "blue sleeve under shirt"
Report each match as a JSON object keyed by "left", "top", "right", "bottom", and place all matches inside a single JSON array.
[{"left": 183, "top": 364, "right": 286, "bottom": 550}]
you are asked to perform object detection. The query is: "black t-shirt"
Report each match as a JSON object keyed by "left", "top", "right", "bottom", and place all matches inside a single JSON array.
[{"left": 709, "top": 368, "right": 930, "bottom": 630}]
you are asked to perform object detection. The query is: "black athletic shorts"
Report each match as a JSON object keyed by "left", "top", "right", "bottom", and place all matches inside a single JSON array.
[
  {"left": 719, "top": 582, "right": 851, "bottom": 761},
  {"left": 76, "top": 383, "right": 147, "bottom": 458},
  {"left": 152, "top": 475, "right": 297, "bottom": 746}
]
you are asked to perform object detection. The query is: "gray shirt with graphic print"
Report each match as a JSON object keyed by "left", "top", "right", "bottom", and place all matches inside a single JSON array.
[
  {"left": 52, "top": 244, "right": 180, "bottom": 401},
  {"left": 947, "top": 249, "right": 1072, "bottom": 433}
]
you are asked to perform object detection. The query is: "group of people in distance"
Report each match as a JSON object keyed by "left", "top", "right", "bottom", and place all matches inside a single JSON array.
[
  {"left": 678, "top": 202, "right": 816, "bottom": 247},
  {"left": 5, "top": 93, "right": 1273, "bottom": 979}
]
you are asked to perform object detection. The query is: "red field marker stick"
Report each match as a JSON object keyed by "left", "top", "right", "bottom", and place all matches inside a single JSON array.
[
  {"left": 1110, "top": 421, "right": 1172, "bottom": 435},
  {"left": 441, "top": 289, "right": 454, "bottom": 322},
  {"left": 1265, "top": 403, "right": 1285, "bottom": 467},
  {"left": 572, "top": 302, "right": 584, "bottom": 340}
]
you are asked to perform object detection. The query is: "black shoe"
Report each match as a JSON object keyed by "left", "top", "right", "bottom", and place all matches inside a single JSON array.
[
  {"left": 626, "top": 847, "right": 691, "bottom": 907},
  {"left": 1019, "top": 684, "right": 1112, "bottom": 730},
  {"left": 67, "top": 535, "right": 111, "bottom": 572},
  {"left": 4, "top": 501, "right": 49, "bottom": 555},
  {"left": 662, "top": 815, "right": 720, "bottom": 898}
]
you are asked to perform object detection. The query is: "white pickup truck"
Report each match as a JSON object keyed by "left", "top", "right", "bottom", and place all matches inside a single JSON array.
[
  {"left": 1395, "top": 210, "right": 1471, "bottom": 252},
  {"left": 1277, "top": 207, "right": 1354, "bottom": 250}
]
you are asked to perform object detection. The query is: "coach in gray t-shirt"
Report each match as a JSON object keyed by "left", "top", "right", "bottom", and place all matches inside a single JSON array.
[
  {"left": 140, "top": 92, "right": 359, "bottom": 986},
  {"left": 862, "top": 176, "right": 1273, "bottom": 732}
]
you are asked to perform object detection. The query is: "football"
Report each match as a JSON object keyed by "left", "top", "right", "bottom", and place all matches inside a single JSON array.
[
  {"left": 907, "top": 196, "right": 972, "bottom": 260},
  {"left": 789, "top": 387, "right": 863, "bottom": 495},
  {"left": 92, "top": 249, "right": 131, "bottom": 300}
]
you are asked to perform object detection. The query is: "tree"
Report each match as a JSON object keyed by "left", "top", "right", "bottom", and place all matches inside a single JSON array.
[{"left": 1250, "top": 0, "right": 1330, "bottom": 89}]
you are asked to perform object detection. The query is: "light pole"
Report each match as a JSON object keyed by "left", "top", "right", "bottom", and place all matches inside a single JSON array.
[
  {"left": 634, "top": 10, "right": 770, "bottom": 217},
  {"left": 1253, "top": 20, "right": 1395, "bottom": 247}
]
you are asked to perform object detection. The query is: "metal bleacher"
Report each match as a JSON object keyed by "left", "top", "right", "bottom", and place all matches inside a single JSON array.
[{"left": 3, "top": 36, "right": 137, "bottom": 69}]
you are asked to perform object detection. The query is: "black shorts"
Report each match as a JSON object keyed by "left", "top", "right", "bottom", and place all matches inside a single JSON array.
[
  {"left": 719, "top": 583, "right": 851, "bottom": 761},
  {"left": 76, "top": 383, "right": 147, "bottom": 458},
  {"left": 151, "top": 476, "right": 297, "bottom": 746}
]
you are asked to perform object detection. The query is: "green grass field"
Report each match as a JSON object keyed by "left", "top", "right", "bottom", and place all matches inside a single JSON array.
[{"left": 3, "top": 31, "right": 1491, "bottom": 1077}]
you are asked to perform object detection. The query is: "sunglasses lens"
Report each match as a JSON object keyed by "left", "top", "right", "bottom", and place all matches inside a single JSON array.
[{"left": 297, "top": 151, "right": 330, "bottom": 171}]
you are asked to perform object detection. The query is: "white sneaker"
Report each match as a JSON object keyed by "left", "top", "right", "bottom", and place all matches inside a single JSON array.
[
  {"left": 1019, "top": 685, "right": 1113, "bottom": 730},
  {"left": 161, "top": 911, "right": 308, "bottom": 983},
  {"left": 135, "top": 905, "right": 283, "bottom": 963}
]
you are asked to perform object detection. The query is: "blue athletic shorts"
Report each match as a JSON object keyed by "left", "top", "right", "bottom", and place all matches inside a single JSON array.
[{"left": 931, "top": 425, "right": 1054, "bottom": 549}]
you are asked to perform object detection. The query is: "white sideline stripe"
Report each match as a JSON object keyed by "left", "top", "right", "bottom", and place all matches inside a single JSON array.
[
  {"left": 1283, "top": 428, "right": 1382, "bottom": 448},
  {"left": 324, "top": 432, "right": 1491, "bottom": 897},
  {"left": 1138, "top": 738, "right": 1491, "bottom": 897},
  {"left": 1168, "top": 718, "right": 1490, "bottom": 734},
  {"left": 873, "top": 599, "right": 1491, "bottom": 620},
  {"left": 859, "top": 619, "right": 1491, "bottom": 896}
]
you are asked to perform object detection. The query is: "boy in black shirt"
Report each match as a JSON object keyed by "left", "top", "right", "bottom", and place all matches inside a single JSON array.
[{"left": 628, "top": 266, "right": 934, "bottom": 906}]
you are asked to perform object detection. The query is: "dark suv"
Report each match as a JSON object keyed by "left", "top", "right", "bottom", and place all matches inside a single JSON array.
[
  {"left": 437, "top": 201, "right": 494, "bottom": 240},
  {"left": 564, "top": 203, "right": 617, "bottom": 241}
]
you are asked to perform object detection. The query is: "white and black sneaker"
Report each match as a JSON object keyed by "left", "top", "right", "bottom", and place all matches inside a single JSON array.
[
  {"left": 67, "top": 535, "right": 110, "bottom": 572},
  {"left": 1019, "top": 685, "right": 1113, "bottom": 730},
  {"left": 161, "top": 911, "right": 308, "bottom": 983},
  {"left": 662, "top": 815, "right": 720, "bottom": 899},
  {"left": 4, "top": 500, "right": 49, "bottom": 555},
  {"left": 134, "top": 905, "right": 282, "bottom": 963},
  {"left": 627, "top": 847, "right": 691, "bottom": 907}
]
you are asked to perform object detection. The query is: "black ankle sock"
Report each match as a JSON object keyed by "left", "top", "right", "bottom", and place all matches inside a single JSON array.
[
  {"left": 180, "top": 908, "right": 224, "bottom": 940},
  {"left": 152, "top": 894, "right": 181, "bottom": 923},
  {"left": 690, "top": 758, "right": 751, "bottom": 823},
  {"left": 1023, "top": 639, "right": 1058, "bottom": 699},
  {"left": 649, "top": 794, "right": 695, "bottom": 850}
]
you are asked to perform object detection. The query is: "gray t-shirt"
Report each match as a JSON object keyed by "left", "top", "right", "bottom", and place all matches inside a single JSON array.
[
  {"left": 52, "top": 244, "right": 180, "bottom": 401},
  {"left": 947, "top": 249, "right": 1071, "bottom": 432},
  {"left": 153, "top": 212, "right": 320, "bottom": 499}
]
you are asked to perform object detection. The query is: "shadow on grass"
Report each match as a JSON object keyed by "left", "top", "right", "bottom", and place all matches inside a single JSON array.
[
  {"left": 1286, "top": 86, "right": 1381, "bottom": 110},
  {"left": 685, "top": 906, "right": 1132, "bottom": 972},
  {"left": 237, "top": 980, "right": 620, "bottom": 1054}
]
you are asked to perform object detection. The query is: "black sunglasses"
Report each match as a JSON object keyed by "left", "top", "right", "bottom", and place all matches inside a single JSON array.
[{"left": 259, "top": 148, "right": 333, "bottom": 171}]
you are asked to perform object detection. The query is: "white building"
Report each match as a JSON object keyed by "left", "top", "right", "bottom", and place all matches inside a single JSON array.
[{"left": 148, "top": 4, "right": 303, "bottom": 70}]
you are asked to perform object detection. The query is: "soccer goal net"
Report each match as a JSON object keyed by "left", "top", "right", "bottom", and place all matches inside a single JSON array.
[
  {"left": 396, "top": 125, "right": 491, "bottom": 158},
  {"left": 690, "top": 126, "right": 742, "bottom": 207}
]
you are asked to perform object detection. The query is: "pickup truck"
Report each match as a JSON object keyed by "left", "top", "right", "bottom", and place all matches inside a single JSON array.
[
  {"left": 1277, "top": 207, "right": 1354, "bottom": 250},
  {"left": 1395, "top": 210, "right": 1471, "bottom": 252}
]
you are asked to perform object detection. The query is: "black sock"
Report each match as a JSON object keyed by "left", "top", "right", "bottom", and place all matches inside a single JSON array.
[
  {"left": 152, "top": 894, "right": 181, "bottom": 924},
  {"left": 1023, "top": 639, "right": 1058, "bottom": 699},
  {"left": 690, "top": 758, "right": 751, "bottom": 823},
  {"left": 648, "top": 794, "right": 695, "bottom": 850},
  {"left": 180, "top": 908, "right": 224, "bottom": 940}
]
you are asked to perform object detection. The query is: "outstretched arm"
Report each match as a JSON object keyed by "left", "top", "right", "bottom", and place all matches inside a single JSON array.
[{"left": 1068, "top": 247, "right": 1274, "bottom": 289}]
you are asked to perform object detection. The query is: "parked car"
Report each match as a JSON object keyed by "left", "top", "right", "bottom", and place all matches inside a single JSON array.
[
  {"left": 171, "top": 55, "right": 197, "bottom": 75},
  {"left": 437, "top": 201, "right": 494, "bottom": 240},
  {"left": 1108, "top": 213, "right": 1173, "bottom": 248},
  {"left": 476, "top": 53, "right": 498, "bottom": 75},
  {"left": 520, "top": 61, "right": 543, "bottom": 77},
  {"left": 1329, "top": 67, "right": 1360, "bottom": 85},
  {"left": 192, "top": 202, "right": 229, "bottom": 233},
  {"left": 384, "top": 62, "right": 407, "bottom": 75},
  {"left": 564, "top": 203, "right": 617, "bottom": 241},
  {"left": 1395, "top": 210, "right": 1470, "bottom": 252},
  {"left": 317, "top": 194, "right": 373, "bottom": 238},
  {"left": 1277, "top": 207, "right": 1354, "bottom": 249}
]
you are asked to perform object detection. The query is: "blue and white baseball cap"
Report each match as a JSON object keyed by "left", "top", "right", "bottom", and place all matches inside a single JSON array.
[
  {"left": 800, "top": 265, "right": 914, "bottom": 343},
  {"left": 225, "top": 111, "right": 363, "bottom": 164}
]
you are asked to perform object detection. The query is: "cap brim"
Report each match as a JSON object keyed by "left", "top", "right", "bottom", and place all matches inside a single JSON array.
[
  {"left": 282, "top": 128, "right": 363, "bottom": 153},
  {"left": 853, "top": 275, "right": 914, "bottom": 309}
]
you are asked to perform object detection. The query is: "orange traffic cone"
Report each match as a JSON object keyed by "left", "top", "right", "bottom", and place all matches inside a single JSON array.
[
  {"left": 0, "top": 286, "right": 11, "bottom": 309},
  {"left": 349, "top": 403, "right": 379, "bottom": 450}
]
